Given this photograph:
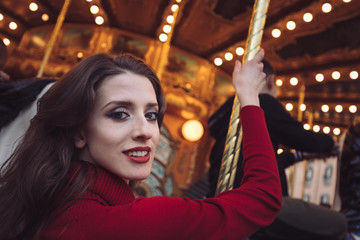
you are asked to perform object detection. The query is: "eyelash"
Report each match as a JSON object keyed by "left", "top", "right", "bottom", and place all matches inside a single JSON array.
[
  {"left": 107, "top": 109, "right": 158, "bottom": 122},
  {"left": 107, "top": 110, "right": 129, "bottom": 120},
  {"left": 145, "top": 112, "right": 158, "bottom": 121}
]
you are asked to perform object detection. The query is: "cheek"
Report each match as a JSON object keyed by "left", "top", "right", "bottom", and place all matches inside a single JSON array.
[{"left": 87, "top": 123, "right": 122, "bottom": 147}]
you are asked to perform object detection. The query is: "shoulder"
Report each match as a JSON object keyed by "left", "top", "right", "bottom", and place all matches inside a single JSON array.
[
  {"left": 259, "top": 94, "right": 282, "bottom": 106},
  {"left": 259, "top": 93, "right": 288, "bottom": 116}
]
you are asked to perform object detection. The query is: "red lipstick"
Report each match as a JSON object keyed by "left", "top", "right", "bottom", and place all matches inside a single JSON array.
[{"left": 123, "top": 147, "right": 151, "bottom": 163}]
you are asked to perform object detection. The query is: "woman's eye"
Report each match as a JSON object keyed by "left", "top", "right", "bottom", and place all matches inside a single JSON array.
[
  {"left": 145, "top": 112, "right": 158, "bottom": 121},
  {"left": 107, "top": 111, "right": 129, "bottom": 120}
]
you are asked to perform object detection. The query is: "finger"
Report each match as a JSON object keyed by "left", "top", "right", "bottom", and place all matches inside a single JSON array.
[
  {"left": 233, "top": 59, "right": 242, "bottom": 74},
  {"left": 253, "top": 49, "right": 265, "bottom": 62}
]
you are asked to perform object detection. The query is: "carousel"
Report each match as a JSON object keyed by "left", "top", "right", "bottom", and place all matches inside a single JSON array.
[{"left": 0, "top": 0, "right": 360, "bottom": 236}]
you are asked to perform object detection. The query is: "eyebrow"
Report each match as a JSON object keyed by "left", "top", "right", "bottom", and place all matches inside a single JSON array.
[{"left": 101, "top": 101, "right": 158, "bottom": 110}]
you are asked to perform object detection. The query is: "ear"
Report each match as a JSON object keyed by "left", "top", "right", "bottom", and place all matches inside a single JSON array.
[
  {"left": 74, "top": 130, "right": 86, "bottom": 149},
  {"left": 266, "top": 74, "right": 275, "bottom": 90}
]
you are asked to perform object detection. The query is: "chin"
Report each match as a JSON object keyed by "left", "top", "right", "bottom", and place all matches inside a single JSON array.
[{"left": 126, "top": 172, "right": 151, "bottom": 182}]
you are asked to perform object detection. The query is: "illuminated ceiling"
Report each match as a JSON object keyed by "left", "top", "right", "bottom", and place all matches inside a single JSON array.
[{"left": 0, "top": 0, "right": 359, "bottom": 132}]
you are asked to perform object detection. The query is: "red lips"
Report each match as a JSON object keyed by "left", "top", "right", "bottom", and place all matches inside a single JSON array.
[{"left": 123, "top": 147, "right": 151, "bottom": 163}]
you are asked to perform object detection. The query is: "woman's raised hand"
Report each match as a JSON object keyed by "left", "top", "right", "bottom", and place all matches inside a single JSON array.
[{"left": 232, "top": 49, "right": 266, "bottom": 108}]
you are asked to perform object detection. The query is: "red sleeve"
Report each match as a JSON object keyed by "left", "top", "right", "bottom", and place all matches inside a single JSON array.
[{"left": 48, "top": 106, "right": 282, "bottom": 240}]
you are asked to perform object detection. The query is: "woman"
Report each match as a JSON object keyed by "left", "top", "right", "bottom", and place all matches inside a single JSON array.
[{"left": 0, "top": 50, "right": 281, "bottom": 240}]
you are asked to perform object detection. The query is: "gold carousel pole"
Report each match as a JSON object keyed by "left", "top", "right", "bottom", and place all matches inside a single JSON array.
[
  {"left": 157, "top": 8, "right": 179, "bottom": 78},
  {"left": 299, "top": 109, "right": 314, "bottom": 199},
  {"left": 288, "top": 82, "right": 306, "bottom": 197},
  {"left": 297, "top": 82, "right": 306, "bottom": 121},
  {"left": 37, "top": 0, "right": 72, "bottom": 78},
  {"left": 154, "top": 1, "right": 182, "bottom": 79},
  {"left": 215, "top": 0, "right": 270, "bottom": 195}
]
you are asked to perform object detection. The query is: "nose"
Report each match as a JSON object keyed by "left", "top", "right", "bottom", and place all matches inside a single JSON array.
[{"left": 132, "top": 116, "right": 153, "bottom": 140}]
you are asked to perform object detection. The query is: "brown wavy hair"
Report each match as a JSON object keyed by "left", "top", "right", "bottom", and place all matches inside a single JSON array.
[{"left": 0, "top": 53, "right": 166, "bottom": 239}]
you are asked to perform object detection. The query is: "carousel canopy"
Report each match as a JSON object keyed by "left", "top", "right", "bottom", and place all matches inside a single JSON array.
[{"left": 0, "top": 0, "right": 359, "bottom": 132}]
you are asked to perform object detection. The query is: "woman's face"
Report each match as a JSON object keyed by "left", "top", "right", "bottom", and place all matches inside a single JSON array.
[{"left": 76, "top": 72, "right": 160, "bottom": 182}]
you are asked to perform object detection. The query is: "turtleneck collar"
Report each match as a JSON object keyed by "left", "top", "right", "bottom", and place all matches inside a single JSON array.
[{"left": 70, "top": 161, "right": 135, "bottom": 206}]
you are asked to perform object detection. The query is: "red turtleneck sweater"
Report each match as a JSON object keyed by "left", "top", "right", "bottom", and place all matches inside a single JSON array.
[{"left": 41, "top": 106, "right": 281, "bottom": 240}]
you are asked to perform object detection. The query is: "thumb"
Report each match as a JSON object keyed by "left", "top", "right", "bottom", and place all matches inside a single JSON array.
[
  {"left": 253, "top": 49, "right": 265, "bottom": 62},
  {"left": 233, "top": 60, "right": 242, "bottom": 74}
]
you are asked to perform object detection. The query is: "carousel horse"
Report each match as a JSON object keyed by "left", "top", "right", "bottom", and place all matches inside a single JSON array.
[{"left": 0, "top": 78, "right": 55, "bottom": 166}]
